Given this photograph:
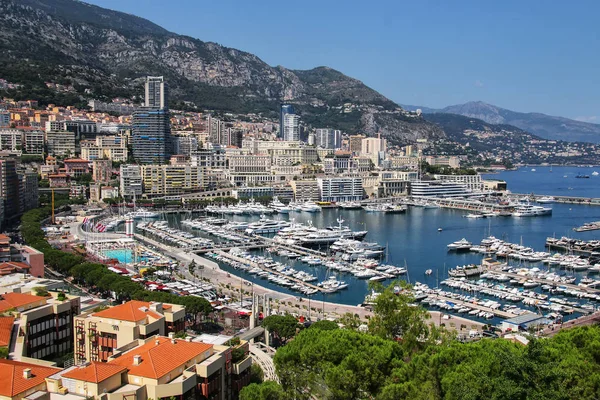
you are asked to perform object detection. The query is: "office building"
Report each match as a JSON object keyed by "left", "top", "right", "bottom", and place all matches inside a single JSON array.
[
  {"left": 74, "top": 300, "right": 185, "bottom": 364},
  {"left": 315, "top": 128, "right": 342, "bottom": 149},
  {"left": 19, "top": 171, "right": 38, "bottom": 214},
  {"left": 283, "top": 113, "right": 300, "bottom": 142},
  {"left": 279, "top": 104, "right": 294, "bottom": 139},
  {"left": 144, "top": 76, "right": 169, "bottom": 109}
]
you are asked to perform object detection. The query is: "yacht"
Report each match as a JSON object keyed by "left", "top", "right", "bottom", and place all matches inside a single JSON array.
[
  {"left": 338, "top": 201, "right": 363, "bottom": 210},
  {"left": 245, "top": 218, "right": 290, "bottom": 234},
  {"left": 512, "top": 204, "right": 552, "bottom": 217},
  {"left": 300, "top": 201, "right": 322, "bottom": 213},
  {"left": 127, "top": 210, "right": 160, "bottom": 219},
  {"left": 537, "top": 196, "right": 555, "bottom": 204},
  {"left": 447, "top": 238, "right": 472, "bottom": 251},
  {"left": 269, "top": 197, "right": 291, "bottom": 214},
  {"left": 593, "top": 171, "right": 599, "bottom": 176}
]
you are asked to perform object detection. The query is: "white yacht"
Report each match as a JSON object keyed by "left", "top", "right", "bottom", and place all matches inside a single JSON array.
[
  {"left": 338, "top": 201, "right": 363, "bottom": 210},
  {"left": 536, "top": 196, "right": 556, "bottom": 204},
  {"left": 245, "top": 218, "right": 290, "bottom": 234},
  {"left": 447, "top": 238, "right": 472, "bottom": 251},
  {"left": 300, "top": 201, "right": 322, "bottom": 212},
  {"left": 593, "top": 171, "right": 599, "bottom": 176},
  {"left": 269, "top": 197, "right": 291, "bottom": 214},
  {"left": 127, "top": 210, "right": 160, "bottom": 219},
  {"left": 512, "top": 204, "right": 552, "bottom": 217}
]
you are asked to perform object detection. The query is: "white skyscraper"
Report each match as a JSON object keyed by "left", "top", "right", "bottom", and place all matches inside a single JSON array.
[
  {"left": 283, "top": 114, "right": 300, "bottom": 142},
  {"left": 315, "top": 128, "right": 342, "bottom": 149},
  {"left": 144, "top": 76, "right": 169, "bottom": 109}
]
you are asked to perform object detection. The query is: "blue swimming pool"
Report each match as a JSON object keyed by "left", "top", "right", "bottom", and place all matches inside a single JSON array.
[{"left": 102, "top": 249, "right": 148, "bottom": 264}]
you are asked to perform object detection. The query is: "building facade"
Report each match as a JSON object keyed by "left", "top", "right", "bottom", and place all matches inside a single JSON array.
[{"left": 318, "top": 177, "right": 364, "bottom": 202}]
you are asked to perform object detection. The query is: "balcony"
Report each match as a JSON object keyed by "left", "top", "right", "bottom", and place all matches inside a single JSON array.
[{"left": 232, "top": 355, "right": 252, "bottom": 375}]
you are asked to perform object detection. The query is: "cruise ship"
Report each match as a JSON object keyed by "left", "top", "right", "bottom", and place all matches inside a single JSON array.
[{"left": 512, "top": 204, "right": 552, "bottom": 217}]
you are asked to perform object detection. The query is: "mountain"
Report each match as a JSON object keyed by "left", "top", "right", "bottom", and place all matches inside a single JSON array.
[
  {"left": 0, "top": 0, "right": 443, "bottom": 145},
  {"left": 404, "top": 101, "right": 600, "bottom": 143}
]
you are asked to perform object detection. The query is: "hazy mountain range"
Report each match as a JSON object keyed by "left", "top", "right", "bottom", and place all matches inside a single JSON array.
[{"left": 402, "top": 101, "right": 600, "bottom": 143}]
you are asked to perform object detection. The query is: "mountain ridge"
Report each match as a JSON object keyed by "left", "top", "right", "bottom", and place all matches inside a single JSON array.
[
  {"left": 402, "top": 101, "right": 600, "bottom": 143},
  {"left": 0, "top": 0, "right": 443, "bottom": 145}
]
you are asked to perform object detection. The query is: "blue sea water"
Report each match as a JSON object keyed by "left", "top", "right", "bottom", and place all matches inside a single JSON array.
[{"left": 165, "top": 166, "right": 600, "bottom": 317}]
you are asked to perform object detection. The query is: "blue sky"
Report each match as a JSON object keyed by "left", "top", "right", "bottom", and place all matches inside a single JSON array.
[{"left": 86, "top": 0, "right": 599, "bottom": 121}]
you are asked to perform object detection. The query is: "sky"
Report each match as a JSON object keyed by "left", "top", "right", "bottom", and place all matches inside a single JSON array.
[{"left": 85, "top": 0, "right": 600, "bottom": 121}]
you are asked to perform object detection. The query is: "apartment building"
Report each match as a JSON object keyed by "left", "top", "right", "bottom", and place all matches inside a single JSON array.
[
  {"left": 80, "top": 135, "right": 128, "bottom": 162},
  {"left": 19, "top": 171, "right": 39, "bottom": 216},
  {"left": 426, "top": 155, "right": 460, "bottom": 168},
  {"left": 92, "top": 159, "right": 112, "bottom": 183},
  {"left": 290, "top": 180, "right": 321, "bottom": 201},
  {"left": 22, "top": 130, "right": 44, "bottom": 155},
  {"left": 0, "top": 359, "right": 61, "bottom": 399},
  {"left": 50, "top": 335, "right": 251, "bottom": 400},
  {"left": 0, "top": 128, "right": 21, "bottom": 152},
  {"left": 361, "top": 137, "right": 387, "bottom": 167},
  {"left": 64, "top": 159, "right": 90, "bottom": 177},
  {"left": 119, "top": 165, "right": 142, "bottom": 197},
  {"left": 140, "top": 164, "right": 203, "bottom": 197},
  {"left": 46, "top": 130, "right": 76, "bottom": 157},
  {"left": 318, "top": 177, "right": 364, "bottom": 202},
  {"left": 433, "top": 174, "right": 484, "bottom": 191},
  {"left": 74, "top": 300, "right": 185, "bottom": 364}
]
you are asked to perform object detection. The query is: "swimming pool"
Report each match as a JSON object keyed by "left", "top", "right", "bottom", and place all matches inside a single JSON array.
[{"left": 102, "top": 249, "right": 149, "bottom": 264}]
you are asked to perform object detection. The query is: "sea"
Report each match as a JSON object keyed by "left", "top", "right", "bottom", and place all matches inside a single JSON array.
[{"left": 162, "top": 166, "right": 600, "bottom": 320}]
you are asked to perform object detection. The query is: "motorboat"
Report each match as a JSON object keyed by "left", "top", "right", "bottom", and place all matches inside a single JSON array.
[
  {"left": 338, "top": 201, "right": 363, "bottom": 210},
  {"left": 300, "top": 201, "right": 322, "bottom": 213},
  {"left": 512, "top": 204, "right": 552, "bottom": 217},
  {"left": 245, "top": 218, "right": 290, "bottom": 234},
  {"left": 536, "top": 196, "right": 555, "bottom": 204},
  {"left": 447, "top": 238, "right": 472, "bottom": 251}
]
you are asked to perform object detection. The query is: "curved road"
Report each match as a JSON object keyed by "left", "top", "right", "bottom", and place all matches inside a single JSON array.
[{"left": 250, "top": 344, "right": 278, "bottom": 382}]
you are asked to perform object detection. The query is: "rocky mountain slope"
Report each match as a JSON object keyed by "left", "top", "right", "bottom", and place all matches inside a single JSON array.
[
  {"left": 403, "top": 101, "right": 600, "bottom": 143},
  {"left": 0, "top": 0, "right": 443, "bottom": 144}
]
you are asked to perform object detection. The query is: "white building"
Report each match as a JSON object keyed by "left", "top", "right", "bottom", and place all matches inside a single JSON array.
[
  {"left": 283, "top": 114, "right": 300, "bottom": 142},
  {"left": 23, "top": 130, "right": 45, "bottom": 155},
  {"left": 80, "top": 135, "right": 128, "bottom": 162},
  {"left": 119, "top": 165, "right": 143, "bottom": 197},
  {"left": 361, "top": 137, "right": 387, "bottom": 167},
  {"left": 46, "top": 131, "right": 76, "bottom": 157},
  {"left": 0, "top": 128, "right": 21, "bottom": 152},
  {"left": 433, "top": 174, "right": 484, "bottom": 191},
  {"left": 317, "top": 177, "right": 364, "bottom": 202},
  {"left": 315, "top": 128, "right": 342, "bottom": 149}
]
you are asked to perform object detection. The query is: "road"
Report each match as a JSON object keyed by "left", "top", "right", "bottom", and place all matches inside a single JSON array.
[{"left": 250, "top": 344, "right": 279, "bottom": 382}]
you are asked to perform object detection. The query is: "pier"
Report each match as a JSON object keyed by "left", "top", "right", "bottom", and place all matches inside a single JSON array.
[{"left": 426, "top": 293, "right": 516, "bottom": 319}]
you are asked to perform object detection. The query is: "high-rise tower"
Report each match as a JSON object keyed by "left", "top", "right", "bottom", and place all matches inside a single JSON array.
[{"left": 279, "top": 104, "right": 294, "bottom": 138}]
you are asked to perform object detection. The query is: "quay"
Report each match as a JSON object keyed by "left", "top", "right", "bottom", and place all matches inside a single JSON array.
[
  {"left": 432, "top": 198, "right": 512, "bottom": 213},
  {"left": 211, "top": 250, "right": 327, "bottom": 294},
  {"left": 426, "top": 293, "right": 516, "bottom": 319}
]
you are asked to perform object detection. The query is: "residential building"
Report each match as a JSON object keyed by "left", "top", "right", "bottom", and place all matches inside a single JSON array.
[
  {"left": 88, "top": 99, "right": 138, "bottom": 114},
  {"left": 92, "top": 159, "right": 112, "bottom": 182},
  {"left": 0, "top": 291, "right": 81, "bottom": 361},
  {"left": 290, "top": 180, "right": 320, "bottom": 201},
  {"left": 73, "top": 300, "right": 185, "bottom": 364},
  {"left": 318, "top": 177, "right": 364, "bottom": 202},
  {"left": 56, "top": 335, "right": 252, "bottom": 400},
  {"left": 132, "top": 108, "right": 172, "bottom": 164},
  {"left": 119, "top": 165, "right": 142, "bottom": 197},
  {"left": 144, "top": 76, "right": 169, "bottom": 109},
  {"left": 140, "top": 164, "right": 203, "bottom": 197},
  {"left": 46, "top": 130, "right": 76, "bottom": 157},
  {"left": 348, "top": 134, "right": 365, "bottom": 154},
  {"left": 172, "top": 133, "right": 198, "bottom": 156},
  {"left": 283, "top": 113, "right": 300, "bottom": 142},
  {"left": 69, "top": 184, "right": 87, "bottom": 199},
  {"left": 0, "top": 359, "right": 61, "bottom": 399},
  {"left": 279, "top": 104, "right": 294, "bottom": 139},
  {"left": 361, "top": 137, "right": 387, "bottom": 167},
  {"left": 0, "top": 129, "right": 21, "bottom": 152},
  {"left": 81, "top": 135, "right": 128, "bottom": 162},
  {"left": 48, "top": 173, "right": 69, "bottom": 188},
  {"left": 207, "top": 115, "right": 226, "bottom": 145},
  {"left": 425, "top": 155, "right": 460, "bottom": 168},
  {"left": 227, "top": 154, "right": 273, "bottom": 186},
  {"left": 64, "top": 159, "right": 90, "bottom": 177},
  {"left": 0, "top": 157, "right": 19, "bottom": 222},
  {"left": 89, "top": 184, "right": 101, "bottom": 203},
  {"left": 0, "top": 110, "right": 9, "bottom": 127},
  {"left": 19, "top": 171, "right": 38, "bottom": 214},
  {"left": 101, "top": 186, "right": 119, "bottom": 200},
  {"left": 39, "top": 156, "right": 59, "bottom": 179},
  {"left": 433, "top": 174, "right": 484, "bottom": 191},
  {"left": 22, "top": 130, "right": 44, "bottom": 155},
  {"left": 315, "top": 128, "right": 342, "bottom": 149}
]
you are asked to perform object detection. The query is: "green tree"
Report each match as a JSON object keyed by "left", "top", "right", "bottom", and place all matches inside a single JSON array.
[
  {"left": 262, "top": 315, "right": 301, "bottom": 346},
  {"left": 239, "top": 381, "right": 286, "bottom": 400}
]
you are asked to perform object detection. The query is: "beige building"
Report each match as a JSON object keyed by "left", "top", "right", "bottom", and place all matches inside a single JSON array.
[
  {"left": 74, "top": 300, "right": 186, "bottom": 364},
  {"left": 361, "top": 137, "right": 386, "bottom": 167},
  {"left": 290, "top": 180, "right": 321, "bottom": 201},
  {"left": 140, "top": 164, "right": 204, "bottom": 197},
  {"left": 46, "top": 131, "right": 76, "bottom": 157},
  {"left": 81, "top": 135, "right": 128, "bottom": 162}
]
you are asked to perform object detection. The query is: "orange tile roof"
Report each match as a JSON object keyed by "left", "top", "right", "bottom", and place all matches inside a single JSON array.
[
  {"left": 0, "top": 234, "right": 10, "bottom": 242},
  {"left": 109, "top": 337, "right": 213, "bottom": 379},
  {"left": 64, "top": 158, "right": 89, "bottom": 163},
  {"left": 62, "top": 362, "right": 127, "bottom": 383},
  {"left": 0, "top": 292, "right": 46, "bottom": 313},
  {"left": 0, "top": 317, "right": 13, "bottom": 346},
  {"left": 0, "top": 359, "right": 60, "bottom": 397},
  {"left": 92, "top": 300, "right": 163, "bottom": 322}
]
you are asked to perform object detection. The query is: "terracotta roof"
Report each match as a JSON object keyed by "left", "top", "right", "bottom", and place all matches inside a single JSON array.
[
  {"left": 0, "top": 262, "right": 31, "bottom": 275},
  {"left": 0, "top": 292, "right": 46, "bottom": 313},
  {"left": 109, "top": 337, "right": 213, "bottom": 379},
  {"left": 49, "top": 174, "right": 68, "bottom": 178},
  {"left": 62, "top": 362, "right": 126, "bottom": 383},
  {"left": 0, "top": 316, "right": 14, "bottom": 346},
  {"left": 92, "top": 300, "right": 163, "bottom": 322},
  {"left": 64, "top": 158, "right": 89, "bottom": 163},
  {"left": 0, "top": 359, "right": 60, "bottom": 397},
  {"left": 0, "top": 234, "right": 10, "bottom": 242}
]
